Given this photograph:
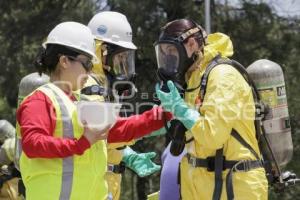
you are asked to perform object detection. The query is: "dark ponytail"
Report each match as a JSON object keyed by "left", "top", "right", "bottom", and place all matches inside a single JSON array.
[{"left": 34, "top": 44, "right": 81, "bottom": 75}]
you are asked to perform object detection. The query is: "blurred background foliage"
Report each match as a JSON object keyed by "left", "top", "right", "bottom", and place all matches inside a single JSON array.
[{"left": 0, "top": 0, "right": 299, "bottom": 199}]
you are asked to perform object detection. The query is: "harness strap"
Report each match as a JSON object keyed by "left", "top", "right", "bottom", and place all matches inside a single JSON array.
[
  {"left": 186, "top": 153, "right": 263, "bottom": 200},
  {"left": 213, "top": 148, "right": 224, "bottom": 200},
  {"left": 231, "top": 130, "right": 260, "bottom": 160},
  {"left": 200, "top": 54, "right": 222, "bottom": 100},
  {"left": 226, "top": 159, "right": 263, "bottom": 200},
  {"left": 186, "top": 126, "right": 263, "bottom": 200},
  {"left": 186, "top": 154, "right": 263, "bottom": 171}
]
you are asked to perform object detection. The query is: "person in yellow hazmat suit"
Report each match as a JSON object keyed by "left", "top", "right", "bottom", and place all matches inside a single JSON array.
[
  {"left": 154, "top": 19, "right": 268, "bottom": 200},
  {"left": 85, "top": 11, "right": 162, "bottom": 200},
  {"left": 0, "top": 120, "right": 21, "bottom": 200}
]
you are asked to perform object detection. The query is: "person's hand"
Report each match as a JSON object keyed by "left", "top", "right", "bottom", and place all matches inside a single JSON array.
[
  {"left": 156, "top": 80, "right": 200, "bottom": 130},
  {"left": 155, "top": 80, "right": 183, "bottom": 113},
  {"left": 132, "top": 152, "right": 161, "bottom": 177},
  {"left": 82, "top": 121, "right": 110, "bottom": 145},
  {"left": 122, "top": 148, "right": 161, "bottom": 177}
]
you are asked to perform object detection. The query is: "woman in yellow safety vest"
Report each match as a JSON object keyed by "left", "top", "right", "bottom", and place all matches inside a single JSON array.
[{"left": 16, "top": 21, "right": 171, "bottom": 200}]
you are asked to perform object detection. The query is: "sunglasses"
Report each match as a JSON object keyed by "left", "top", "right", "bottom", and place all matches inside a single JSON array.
[{"left": 66, "top": 55, "right": 93, "bottom": 72}]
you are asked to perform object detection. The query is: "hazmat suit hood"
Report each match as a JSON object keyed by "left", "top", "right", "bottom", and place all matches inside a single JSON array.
[
  {"left": 91, "top": 40, "right": 107, "bottom": 86},
  {"left": 185, "top": 32, "right": 234, "bottom": 105},
  {"left": 78, "top": 40, "right": 107, "bottom": 101}
]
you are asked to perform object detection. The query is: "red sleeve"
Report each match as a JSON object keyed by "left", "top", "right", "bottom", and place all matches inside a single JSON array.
[
  {"left": 107, "top": 106, "right": 172, "bottom": 143},
  {"left": 17, "top": 91, "right": 90, "bottom": 158}
]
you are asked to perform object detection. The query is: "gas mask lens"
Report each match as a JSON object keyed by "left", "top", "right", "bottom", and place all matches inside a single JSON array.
[{"left": 155, "top": 43, "right": 180, "bottom": 76}]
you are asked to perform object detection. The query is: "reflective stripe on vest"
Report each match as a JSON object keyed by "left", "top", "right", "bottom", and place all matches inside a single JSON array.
[
  {"left": 14, "top": 134, "right": 22, "bottom": 171},
  {"left": 44, "top": 85, "right": 74, "bottom": 200}
]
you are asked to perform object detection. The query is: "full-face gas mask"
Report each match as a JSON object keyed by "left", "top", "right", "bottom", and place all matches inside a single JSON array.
[
  {"left": 102, "top": 43, "right": 137, "bottom": 98},
  {"left": 154, "top": 22, "right": 206, "bottom": 94}
]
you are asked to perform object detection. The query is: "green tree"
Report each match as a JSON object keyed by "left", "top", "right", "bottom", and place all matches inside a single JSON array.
[
  {"left": 0, "top": 0, "right": 96, "bottom": 122},
  {"left": 0, "top": 0, "right": 299, "bottom": 199}
]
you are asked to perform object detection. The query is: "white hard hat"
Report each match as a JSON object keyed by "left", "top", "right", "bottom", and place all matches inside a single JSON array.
[
  {"left": 43, "top": 21, "right": 97, "bottom": 59},
  {"left": 88, "top": 11, "right": 137, "bottom": 50}
]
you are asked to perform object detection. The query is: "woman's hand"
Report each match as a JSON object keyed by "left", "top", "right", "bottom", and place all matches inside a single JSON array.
[{"left": 82, "top": 121, "right": 110, "bottom": 145}]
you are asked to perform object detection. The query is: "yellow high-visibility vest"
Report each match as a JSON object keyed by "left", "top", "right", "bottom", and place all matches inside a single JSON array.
[{"left": 17, "top": 83, "right": 108, "bottom": 200}]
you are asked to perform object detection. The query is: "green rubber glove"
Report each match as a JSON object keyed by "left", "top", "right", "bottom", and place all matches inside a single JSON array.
[
  {"left": 122, "top": 147, "right": 161, "bottom": 177},
  {"left": 155, "top": 80, "right": 200, "bottom": 129}
]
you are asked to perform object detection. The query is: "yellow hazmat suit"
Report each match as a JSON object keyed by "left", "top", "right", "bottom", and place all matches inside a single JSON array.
[
  {"left": 147, "top": 191, "right": 159, "bottom": 200},
  {"left": 180, "top": 33, "right": 268, "bottom": 199},
  {"left": 0, "top": 177, "right": 20, "bottom": 200},
  {"left": 0, "top": 138, "right": 21, "bottom": 200}
]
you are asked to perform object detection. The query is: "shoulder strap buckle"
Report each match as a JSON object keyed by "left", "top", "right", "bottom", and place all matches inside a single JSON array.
[
  {"left": 189, "top": 156, "right": 197, "bottom": 168},
  {"left": 233, "top": 160, "right": 249, "bottom": 172}
]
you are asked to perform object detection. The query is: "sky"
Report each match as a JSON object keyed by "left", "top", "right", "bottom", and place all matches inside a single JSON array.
[
  {"left": 217, "top": 0, "right": 300, "bottom": 18},
  {"left": 268, "top": 0, "right": 300, "bottom": 17},
  {"left": 96, "top": 0, "right": 300, "bottom": 18}
]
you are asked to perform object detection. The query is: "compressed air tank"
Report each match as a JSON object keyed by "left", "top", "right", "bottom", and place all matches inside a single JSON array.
[
  {"left": 18, "top": 72, "right": 50, "bottom": 104},
  {"left": 247, "top": 59, "right": 293, "bottom": 169}
]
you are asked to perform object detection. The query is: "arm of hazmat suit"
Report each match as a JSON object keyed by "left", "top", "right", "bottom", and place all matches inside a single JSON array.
[
  {"left": 122, "top": 146, "right": 161, "bottom": 177},
  {"left": 156, "top": 66, "right": 241, "bottom": 149}
]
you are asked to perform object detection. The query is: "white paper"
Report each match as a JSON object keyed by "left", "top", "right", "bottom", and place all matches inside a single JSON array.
[{"left": 77, "top": 101, "right": 122, "bottom": 130}]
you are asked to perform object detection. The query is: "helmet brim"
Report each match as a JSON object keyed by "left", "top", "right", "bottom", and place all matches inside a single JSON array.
[
  {"left": 94, "top": 37, "right": 137, "bottom": 50},
  {"left": 42, "top": 41, "right": 98, "bottom": 62}
]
